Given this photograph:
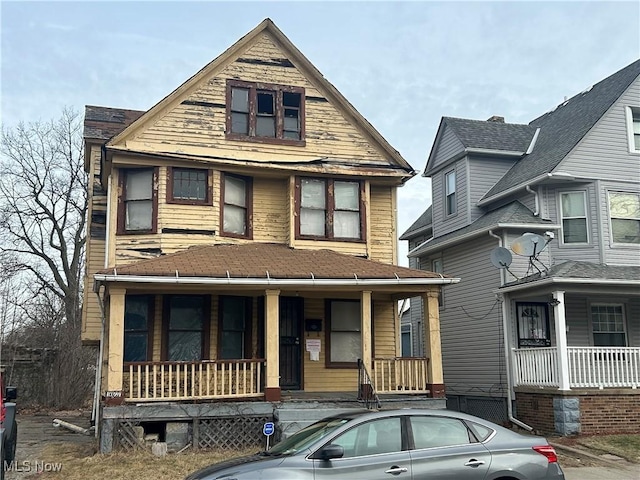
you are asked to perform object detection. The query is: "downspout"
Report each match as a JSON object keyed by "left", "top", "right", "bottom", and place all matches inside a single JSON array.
[
  {"left": 104, "top": 174, "right": 112, "bottom": 268},
  {"left": 525, "top": 185, "right": 539, "bottom": 217},
  {"left": 92, "top": 284, "right": 107, "bottom": 438},
  {"left": 488, "top": 230, "right": 533, "bottom": 431}
]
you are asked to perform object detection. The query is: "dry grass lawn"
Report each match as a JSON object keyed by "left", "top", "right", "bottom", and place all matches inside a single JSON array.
[
  {"left": 32, "top": 442, "right": 253, "bottom": 480},
  {"left": 577, "top": 434, "right": 640, "bottom": 463}
]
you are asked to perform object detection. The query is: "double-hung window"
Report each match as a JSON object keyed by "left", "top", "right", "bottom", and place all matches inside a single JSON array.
[
  {"left": 297, "top": 177, "right": 364, "bottom": 241},
  {"left": 165, "top": 295, "right": 209, "bottom": 361},
  {"left": 627, "top": 106, "right": 640, "bottom": 153},
  {"left": 227, "top": 80, "right": 304, "bottom": 144},
  {"left": 327, "top": 300, "right": 361, "bottom": 367},
  {"left": 591, "top": 304, "right": 626, "bottom": 347},
  {"left": 608, "top": 192, "right": 640, "bottom": 244},
  {"left": 168, "top": 167, "right": 210, "bottom": 205},
  {"left": 560, "top": 191, "right": 588, "bottom": 244},
  {"left": 124, "top": 295, "right": 154, "bottom": 362},
  {"left": 118, "top": 168, "right": 157, "bottom": 233},
  {"left": 219, "top": 296, "right": 252, "bottom": 359},
  {"left": 445, "top": 170, "right": 456, "bottom": 216},
  {"left": 222, "top": 173, "right": 252, "bottom": 238}
]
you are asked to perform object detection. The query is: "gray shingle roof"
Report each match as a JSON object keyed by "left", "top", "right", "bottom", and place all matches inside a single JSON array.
[
  {"left": 84, "top": 105, "right": 145, "bottom": 141},
  {"left": 484, "top": 59, "right": 640, "bottom": 199},
  {"left": 502, "top": 260, "right": 640, "bottom": 289},
  {"left": 443, "top": 117, "right": 536, "bottom": 152},
  {"left": 400, "top": 206, "right": 432, "bottom": 240},
  {"left": 409, "top": 201, "right": 555, "bottom": 256}
]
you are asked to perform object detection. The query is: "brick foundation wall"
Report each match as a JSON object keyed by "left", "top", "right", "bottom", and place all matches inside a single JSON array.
[{"left": 515, "top": 388, "right": 640, "bottom": 435}]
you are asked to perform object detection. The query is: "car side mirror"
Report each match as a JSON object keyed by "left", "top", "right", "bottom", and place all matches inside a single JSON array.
[
  {"left": 5, "top": 387, "right": 17, "bottom": 401},
  {"left": 318, "top": 444, "right": 344, "bottom": 460}
]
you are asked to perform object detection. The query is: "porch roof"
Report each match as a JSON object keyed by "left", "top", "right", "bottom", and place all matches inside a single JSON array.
[
  {"left": 95, "top": 243, "right": 458, "bottom": 287},
  {"left": 498, "top": 260, "right": 640, "bottom": 293}
]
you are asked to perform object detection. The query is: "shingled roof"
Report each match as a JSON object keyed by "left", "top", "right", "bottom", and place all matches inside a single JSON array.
[
  {"left": 442, "top": 117, "right": 536, "bottom": 153},
  {"left": 409, "top": 201, "right": 556, "bottom": 257},
  {"left": 483, "top": 59, "right": 640, "bottom": 200},
  {"left": 400, "top": 206, "right": 432, "bottom": 240},
  {"left": 84, "top": 105, "right": 145, "bottom": 141},
  {"left": 97, "top": 242, "right": 450, "bottom": 281}
]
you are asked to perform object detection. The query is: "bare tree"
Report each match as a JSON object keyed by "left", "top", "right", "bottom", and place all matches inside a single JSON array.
[{"left": 0, "top": 108, "right": 93, "bottom": 408}]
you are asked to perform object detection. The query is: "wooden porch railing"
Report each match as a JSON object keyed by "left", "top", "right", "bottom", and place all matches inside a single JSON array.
[
  {"left": 373, "top": 357, "right": 430, "bottom": 394},
  {"left": 123, "top": 359, "right": 265, "bottom": 401},
  {"left": 512, "top": 347, "right": 640, "bottom": 389}
]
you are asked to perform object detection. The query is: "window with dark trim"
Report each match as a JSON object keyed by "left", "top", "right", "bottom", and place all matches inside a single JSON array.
[
  {"left": 226, "top": 80, "right": 305, "bottom": 145},
  {"left": 117, "top": 168, "right": 158, "bottom": 234},
  {"left": 516, "top": 302, "right": 551, "bottom": 348},
  {"left": 219, "top": 296, "right": 253, "bottom": 359},
  {"left": 163, "top": 295, "right": 210, "bottom": 361},
  {"left": 124, "top": 295, "right": 154, "bottom": 362},
  {"left": 167, "top": 167, "right": 211, "bottom": 205},
  {"left": 445, "top": 170, "right": 456, "bottom": 216},
  {"left": 221, "top": 173, "right": 253, "bottom": 238},
  {"left": 296, "top": 177, "right": 365, "bottom": 241},
  {"left": 326, "top": 299, "right": 361, "bottom": 368}
]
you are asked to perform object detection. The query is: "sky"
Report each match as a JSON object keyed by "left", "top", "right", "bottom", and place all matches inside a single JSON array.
[{"left": 1, "top": 1, "right": 639, "bottom": 265}]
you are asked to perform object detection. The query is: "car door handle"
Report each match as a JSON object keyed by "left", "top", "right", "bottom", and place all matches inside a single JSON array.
[
  {"left": 385, "top": 465, "right": 408, "bottom": 475},
  {"left": 464, "top": 459, "right": 486, "bottom": 467}
]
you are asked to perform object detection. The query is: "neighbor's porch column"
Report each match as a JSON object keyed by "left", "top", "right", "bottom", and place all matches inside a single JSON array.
[
  {"left": 265, "top": 289, "right": 281, "bottom": 401},
  {"left": 361, "top": 291, "right": 372, "bottom": 373},
  {"left": 423, "top": 290, "right": 445, "bottom": 397},
  {"left": 553, "top": 290, "right": 571, "bottom": 391},
  {"left": 106, "top": 287, "right": 126, "bottom": 404}
]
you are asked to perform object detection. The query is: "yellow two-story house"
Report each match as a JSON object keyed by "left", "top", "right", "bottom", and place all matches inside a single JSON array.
[{"left": 82, "top": 19, "right": 458, "bottom": 452}]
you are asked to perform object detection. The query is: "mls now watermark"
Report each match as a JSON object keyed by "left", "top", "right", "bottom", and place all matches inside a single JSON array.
[{"left": 4, "top": 460, "right": 63, "bottom": 473}]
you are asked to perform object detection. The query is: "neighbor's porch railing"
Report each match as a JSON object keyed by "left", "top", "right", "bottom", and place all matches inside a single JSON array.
[
  {"left": 373, "top": 357, "right": 430, "bottom": 394},
  {"left": 512, "top": 347, "right": 640, "bottom": 389},
  {"left": 123, "top": 359, "right": 265, "bottom": 401}
]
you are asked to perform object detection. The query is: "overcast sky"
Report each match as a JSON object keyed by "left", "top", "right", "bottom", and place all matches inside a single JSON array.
[{"left": 2, "top": 1, "right": 639, "bottom": 265}]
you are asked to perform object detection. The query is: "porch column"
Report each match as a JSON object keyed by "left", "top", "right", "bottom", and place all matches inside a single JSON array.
[
  {"left": 553, "top": 290, "right": 571, "bottom": 391},
  {"left": 361, "top": 291, "right": 372, "bottom": 373},
  {"left": 106, "top": 287, "right": 125, "bottom": 405},
  {"left": 265, "top": 289, "right": 281, "bottom": 401},
  {"left": 423, "top": 290, "right": 445, "bottom": 397}
]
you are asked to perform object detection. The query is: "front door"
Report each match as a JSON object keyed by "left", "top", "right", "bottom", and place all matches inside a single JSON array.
[{"left": 279, "top": 297, "right": 303, "bottom": 390}]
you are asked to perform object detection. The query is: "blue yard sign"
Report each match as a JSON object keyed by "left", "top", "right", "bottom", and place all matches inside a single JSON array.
[{"left": 263, "top": 422, "right": 275, "bottom": 450}]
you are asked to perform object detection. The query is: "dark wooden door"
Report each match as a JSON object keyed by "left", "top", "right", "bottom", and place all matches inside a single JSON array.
[{"left": 279, "top": 297, "right": 303, "bottom": 390}]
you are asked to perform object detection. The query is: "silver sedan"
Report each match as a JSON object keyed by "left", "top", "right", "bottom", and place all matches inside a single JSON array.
[{"left": 186, "top": 409, "right": 565, "bottom": 480}]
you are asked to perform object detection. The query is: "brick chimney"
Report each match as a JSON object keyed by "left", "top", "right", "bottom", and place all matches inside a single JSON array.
[{"left": 487, "top": 115, "right": 505, "bottom": 123}]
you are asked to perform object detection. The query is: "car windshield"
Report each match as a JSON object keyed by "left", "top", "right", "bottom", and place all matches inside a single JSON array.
[{"left": 266, "top": 417, "right": 350, "bottom": 456}]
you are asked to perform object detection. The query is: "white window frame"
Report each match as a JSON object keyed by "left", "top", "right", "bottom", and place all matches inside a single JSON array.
[
  {"left": 445, "top": 170, "right": 457, "bottom": 216},
  {"left": 625, "top": 106, "right": 640, "bottom": 154},
  {"left": 559, "top": 190, "right": 589, "bottom": 245},
  {"left": 589, "top": 302, "right": 627, "bottom": 347},
  {"left": 607, "top": 191, "right": 640, "bottom": 245}
]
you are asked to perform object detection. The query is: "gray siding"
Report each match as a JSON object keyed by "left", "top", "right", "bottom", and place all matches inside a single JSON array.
[
  {"left": 431, "top": 125, "right": 465, "bottom": 170},
  {"left": 559, "top": 77, "right": 640, "bottom": 183},
  {"left": 468, "top": 157, "right": 517, "bottom": 223},
  {"left": 435, "top": 235, "right": 506, "bottom": 398},
  {"left": 432, "top": 161, "right": 469, "bottom": 238}
]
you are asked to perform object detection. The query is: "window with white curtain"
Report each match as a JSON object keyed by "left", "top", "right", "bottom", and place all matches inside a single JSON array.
[
  {"left": 328, "top": 300, "right": 361, "bottom": 366},
  {"left": 120, "top": 168, "right": 156, "bottom": 233},
  {"left": 222, "top": 173, "right": 252, "bottom": 238},
  {"left": 560, "top": 191, "right": 588, "bottom": 243}
]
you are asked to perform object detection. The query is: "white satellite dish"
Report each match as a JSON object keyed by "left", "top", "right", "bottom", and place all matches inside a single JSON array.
[
  {"left": 511, "top": 233, "right": 548, "bottom": 257},
  {"left": 490, "top": 247, "right": 513, "bottom": 269}
]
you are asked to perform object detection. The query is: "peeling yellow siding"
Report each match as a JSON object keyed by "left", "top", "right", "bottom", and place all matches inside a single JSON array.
[{"left": 369, "top": 185, "right": 395, "bottom": 264}]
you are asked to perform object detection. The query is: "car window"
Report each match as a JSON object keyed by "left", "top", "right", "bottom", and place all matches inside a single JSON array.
[
  {"left": 269, "top": 417, "right": 350, "bottom": 455},
  {"left": 331, "top": 417, "right": 402, "bottom": 458},
  {"left": 466, "top": 421, "right": 494, "bottom": 442},
  {"left": 409, "top": 416, "right": 472, "bottom": 449}
]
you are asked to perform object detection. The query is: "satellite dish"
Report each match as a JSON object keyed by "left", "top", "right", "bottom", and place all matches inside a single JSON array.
[
  {"left": 511, "top": 233, "right": 549, "bottom": 257},
  {"left": 490, "top": 247, "right": 513, "bottom": 269}
]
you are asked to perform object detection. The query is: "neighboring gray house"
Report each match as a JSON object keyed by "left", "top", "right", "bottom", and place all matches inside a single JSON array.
[{"left": 402, "top": 59, "right": 640, "bottom": 435}]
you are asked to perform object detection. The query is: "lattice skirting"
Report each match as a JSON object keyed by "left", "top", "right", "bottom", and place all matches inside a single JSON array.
[
  {"left": 116, "top": 421, "right": 145, "bottom": 451},
  {"left": 196, "top": 416, "right": 271, "bottom": 449}
]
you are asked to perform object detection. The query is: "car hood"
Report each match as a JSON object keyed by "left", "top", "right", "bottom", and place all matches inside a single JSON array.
[{"left": 185, "top": 453, "right": 286, "bottom": 480}]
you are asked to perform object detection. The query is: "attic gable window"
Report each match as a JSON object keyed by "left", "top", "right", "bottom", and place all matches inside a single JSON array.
[
  {"left": 226, "top": 80, "right": 305, "bottom": 145},
  {"left": 445, "top": 170, "right": 457, "bottom": 216}
]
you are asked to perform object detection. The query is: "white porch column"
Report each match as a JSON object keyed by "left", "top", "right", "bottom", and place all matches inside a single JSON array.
[
  {"left": 553, "top": 290, "right": 571, "bottom": 391},
  {"left": 361, "top": 291, "right": 372, "bottom": 373},
  {"left": 106, "top": 287, "right": 126, "bottom": 404},
  {"left": 265, "top": 289, "right": 281, "bottom": 401}
]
